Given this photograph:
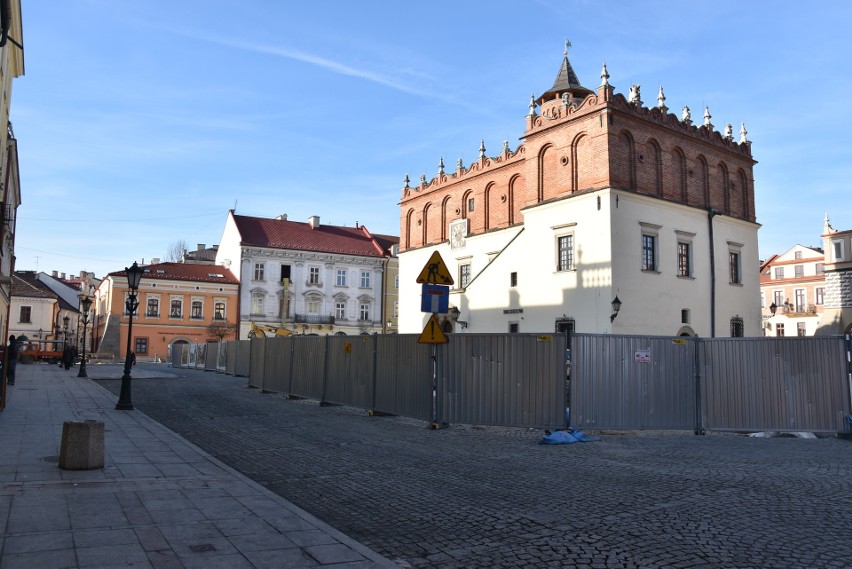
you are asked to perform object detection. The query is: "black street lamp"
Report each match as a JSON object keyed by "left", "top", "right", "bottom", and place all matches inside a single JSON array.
[
  {"left": 610, "top": 295, "right": 622, "bottom": 323},
  {"left": 77, "top": 295, "right": 92, "bottom": 378},
  {"left": 116, "top": 262, "right": 144, "bottom": 411},
  {"left": 62, "top": 315, "right": 69, "bottom": 368}
]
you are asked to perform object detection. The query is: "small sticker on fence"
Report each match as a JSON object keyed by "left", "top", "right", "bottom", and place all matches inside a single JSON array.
[
  {"left": 672, "top": 339, "right": 687, "bottom": 345},
  {"left": 537, "top": 335, "right": 552, "bottom": 342},
  {"left": 343, "top": 343, "right": 352, "bottom": 354},
  {"left": 634, "top": 349, "right": 651, "bottom": 363}
]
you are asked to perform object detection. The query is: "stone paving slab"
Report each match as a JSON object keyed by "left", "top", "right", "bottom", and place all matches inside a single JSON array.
[
  {"left": 95, "top": 363, "right": 852, "bottom": 569},
  {"left": 0, "top": 363, "right": 397, "bottom": 568}
]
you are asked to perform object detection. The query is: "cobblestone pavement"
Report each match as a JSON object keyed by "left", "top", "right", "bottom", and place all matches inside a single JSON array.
[{"left": 95, "top": 365, "right": 852, "bottom": 569}]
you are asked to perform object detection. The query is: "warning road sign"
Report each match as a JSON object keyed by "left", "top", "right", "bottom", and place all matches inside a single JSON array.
[
  {"left": 416, "top": 251, "right": 454, "bottom": 285},
  {"left": 417, "top": 314, "right": 449, "bottom": 344}
]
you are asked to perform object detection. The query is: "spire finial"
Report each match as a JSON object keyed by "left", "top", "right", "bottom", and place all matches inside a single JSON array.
[
  {"left": 403, "top": 174, "right": 410, "bottom": 189},
  {"left": 438, "top": 157, "right": 444, "bottom": 175},
  {"left": 724, "top": 123, "right": 733, "bottom": 141},
  {"left": 739, "top": 122, "right": 748, "bottom": 143},
  {"left": 600, "top": 63, "right": 610, "bottom": 87},
  {"left": 703, "top": 105, "right": 713, "bottom": 129},
  {"left": 656, "top": 85, "right": 668, "bottom": 112},
  {"left": 479, "top": 139, "right": 486, "bottom": 160},
  {"left": 419, "top": 173, "right": 427, "bottom": 186},
  {"left": 502, "top": 140, "right": 509, "bottom": 154},
  {"left": 564, "top": 38, "right": 571, "bottom": 56},
  {"left": 528, "top": 93, "right": 537, "bottom": 117},
  {"left": 457, "top": 158, "right": 464, "bottom": 171}
]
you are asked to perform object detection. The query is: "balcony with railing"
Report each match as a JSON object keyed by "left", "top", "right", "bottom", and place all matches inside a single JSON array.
[{"left": 293, "top": 313, "right": 335, "bottom": 325}]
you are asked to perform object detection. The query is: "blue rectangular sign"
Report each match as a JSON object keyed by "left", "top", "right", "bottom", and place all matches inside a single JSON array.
[{"left": 421, "top": 284, "right": 449, "bottom": 314}]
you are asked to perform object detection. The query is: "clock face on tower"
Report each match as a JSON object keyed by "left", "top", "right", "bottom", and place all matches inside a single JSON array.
[{"left": 449, "top": 219, "right": 467, "bottom": 250}]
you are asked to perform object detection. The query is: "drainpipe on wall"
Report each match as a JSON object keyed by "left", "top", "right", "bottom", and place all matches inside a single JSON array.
[{"left": 708, "top": 208, "right": 718, "bottom": 337}]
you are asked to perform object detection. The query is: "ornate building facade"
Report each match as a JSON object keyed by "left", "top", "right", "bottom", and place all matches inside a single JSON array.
[{"left": 398, "top": 46, "right": 760, "bottom": 337}]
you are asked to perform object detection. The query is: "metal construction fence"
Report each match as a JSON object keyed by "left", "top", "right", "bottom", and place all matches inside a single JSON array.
[
  {"left": 570, "top": 333, "right": 852, "bottom": 434},
  {"left": 169, "top": 333, "right": 852, "bottom": 434}
]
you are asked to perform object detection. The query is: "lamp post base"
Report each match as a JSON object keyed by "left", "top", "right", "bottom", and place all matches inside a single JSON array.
[{"left": 77, "top": 361, "right": 87, "bottom": 378}]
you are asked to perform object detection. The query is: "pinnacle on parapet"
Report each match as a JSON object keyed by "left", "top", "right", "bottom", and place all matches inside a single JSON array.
[
  {"left": 502, "top": 140, "right": 509, "bottom": 154},
  {"left": 403, "top": 174, "right": 410, "bottom": 189},
  {"left": 682, "top": 105, "right": 692, "bottom": 125},
  {"left": 438, "top": 157, "right": 445, "bottom": 175},
  {"left": 420, "top": 173, "right": 427, "bottom": 186},
  {"left": 457, "top": 158, "right": 464, "bottom": 171},
  {"left": 479, "top": 139, "right": 486, "bottom": 160},
  {"left": 600, "top": 63, "right": 610, "bottom": 87},
  {"left": 703, "top": 106, "right": 713, "bottom": 129},
  {"left": 528, "top": 93, "right": 537, "bottom": 117},
  {"left": 724, "top": 123, "right": 733, "bottom": 141},
  {"left": 740, "top": 123, "right": 748, "bottom": 144},
  {"left": 657, "top": 85, "right": 668, "bottom": 112}
]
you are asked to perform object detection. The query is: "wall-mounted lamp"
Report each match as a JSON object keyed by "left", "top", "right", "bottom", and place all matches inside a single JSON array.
[
  {"left": 769, "top": 302, "right": 777, "bottom": 317},
  {"left": 610, "top": 295, "right": 622, "bottom": 323}
]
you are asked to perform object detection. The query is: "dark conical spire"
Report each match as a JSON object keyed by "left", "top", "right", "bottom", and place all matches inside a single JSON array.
[{"left": 536, "top": 40, "right": 593, "bottom": 106}]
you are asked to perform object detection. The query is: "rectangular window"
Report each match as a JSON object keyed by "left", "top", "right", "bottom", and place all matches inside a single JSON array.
[
  {"left": 251, "top": 296, "right": 263, "bottom": 316},
  {"left": 394, "top": 274, "right": 399, "bottom": 289},
  {"left": 508, "top": 322, "right": 519, "bottom": 333},
  {"left": 677, "top": 242, "right": 691, "bottom": 277},
  {"left": 309, "top": 267, "right": 320, "bottom": 285},
  {"left": 510, "top": 272, "right": 517, "bottom": 287},
  {"left": 776, "top": 323, "right": 785, "bottom": 337},
  {"left": 833, "top": 240, "right": 844, "bottom": 261},
  {"left": 797, "top": 322, "right": 807, "bottom": 337},
  {"left": 336, "top": 269, "right": 347, "bottom": 286},
  {"left": 459, "top": 264, "right": 471, "bottom": 288},
  {"left": 19, "top": 306, "right": 31, "bottom": 323},
  {"left": 281, "top": 265, "right": 291, "bottom": 282},
  {"left": 335, "top": 302, "right": 346, "bottom": 319},
  {"left": 729, "top": 252, "right": 741, "bottom": 284},
  {"left": 681, "top": 309, "right": 690, "bottom": 324},
  {"left": 774, "top": 267, "right": 784, "bottom": 279},
  {"left": 191, "top": 300, "right": 203, "bottom": 319},
  {"left": 794, "top": 289, "right": 806, "bottom": 312},
  {"left": 468, "top": 198, "right": 475, "bottom": 212},
  {"left": 393, "top": 301, "right": 398, "bottom": 318},
  {"left": 359, "top": 303, "right": 370, "bottom": 321},
  {"left": 135, "top": 337, "right": 148, "bottom": 355},
  {"left": 794, "top": 264, "right": 804, "bottom": 278},
  {"left": 730, "top": 317, "right": 744, "bottom": 337},
  {"left": 146, "top": 298, "right": 159, "bottom": 317},
  {"left": 773, "top": 290, "right": 783, "bottom": 307},
  {"left": 557, "top": 235, "right": 574, "bottom": 271},
  {"left": 360, "top": 271, "right": 371, "bottom": 288},
  {"left": 307, "top": 300, "right": 320, "bottom": 313},
  {"left": 816, "top": 263, "right": 824, "bottom": 275},
  {"left": 794, "top": 251, "right": 802, "bottom": 260},
  {"left": 815, "top": 287, "right": 825, "bottom": 305},
  {"left": 253, "top": 263, "right": 265, "bottom": 281},
  {"left": 170, "top": 300, "right": 182, "bottom": 318},
  {"left": 214, "top": 302, "right": 225, "bottom": 320},
  {"left": 642, "top": 234, "right": 656, "bottom": 271}
]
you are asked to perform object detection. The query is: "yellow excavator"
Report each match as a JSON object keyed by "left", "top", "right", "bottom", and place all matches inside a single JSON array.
[{"left": 248, "top": 322, "right": 293, "bottom": 338}]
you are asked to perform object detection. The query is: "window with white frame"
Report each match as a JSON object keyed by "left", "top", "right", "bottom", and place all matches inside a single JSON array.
[
  {"left": 335, "top": 302, "right": 346, "bottom": 319},
  {"left": 816, "top": 263, "right": 825, "bottom": 275},
  {"left": 794, "top": 251, "right": 802, "bottom": 260},
  {"left": 833, "top": 240, "right": 845, "bottom": 261},
  {"left": 774, "top": 267, "right": 784, "bottom": 279},
  {"left": 309, "top": 267, "right": 320, "bottom": 285},
  {"left": 797, "top": 322, "right": 807, "bottom": 336},
  {"left": 336, "top": 269, "right": 347, "bottom": 286},
  {"left": 677, "top": 242, "right": 691, "bottom": 277},
  {"left": 776, "top": 323, "right": 785, "bottom": 336},
  {"left": 794, "top": 289, "right": 806, "bottom": 312},
  {"left": 146, "top": 298, "right": 159, "bottom": 317},
  {"left": 728, "top": 243, "right": 743, "bottom": 285},
  {"left": 360, "top": 271, "right": 371, "bottom": 288},
  {"left": 642, "top": 234, "right": 657, "bottom": 271},
  {"left": 214, "top": 301, "right": 225, "bottom": 320},
  {"left": 19, "top": 306, "right": 31, "bottom": 323},
  {"left": 459, "top": 263, "right": 471, "bottom": 288},
  {"left": 794, "top": 264, "right": 804, "bottom": 278},
  {"left": 253, "top": 262, "right": 265, "bottom": 281},
  {"left": 359, "top": 303, "right": 370, "bottom": 321},
  {"left": 815, "top": 287, "right": 825, "bottom": 305},
  {"left": 251, "top": 294, "right": 264, "bottom": 316},
  {"left": 170, "top": 299, "right": 183, "bottom": 318},
  {"left": 191, "top": 300, "right": 203, "bottom": 319},
  {"left": 307, "top": 300, "right": 320, "bottom": 313},
  {"left": 394, "top": 274, "right": 399, "bottom": 289},
  {"left": 557, "top": 235, "right": 574, "bottom": 271}
]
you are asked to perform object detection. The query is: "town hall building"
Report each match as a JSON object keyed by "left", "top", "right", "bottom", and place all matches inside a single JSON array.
[{"left": 398, "top": 46, "right": 760, "bottom": 337}]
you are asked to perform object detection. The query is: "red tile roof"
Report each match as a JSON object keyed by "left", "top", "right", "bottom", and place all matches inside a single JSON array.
[
  {"left": 107, "top": 262, "right": 239, "bottom": 284},
  {"left": 233, "top": 214, "right": 399, "bottom": 257}
]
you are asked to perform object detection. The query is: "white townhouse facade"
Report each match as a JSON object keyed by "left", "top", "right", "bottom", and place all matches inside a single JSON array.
[
  {"left": 215, "top": 212, "right": 399, "bottom": 338},
  {"left": 759, "top": 244, "right": 826, "bottom": 336}
]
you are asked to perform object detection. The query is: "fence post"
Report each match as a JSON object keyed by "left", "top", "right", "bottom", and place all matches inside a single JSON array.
[
  {"left": 286, "top": 337, "right": 296, "bottom": 398},
  {"left": 320, "top": 335, "right": 330, "bottom": 405},
  {"left": 369, "top": 335, "right": 379, "bottom": 415},
  {"left": 693, "top": 336, "right": 705, "bottom": 435},
  {"left": 846, "top": 333, "right": 852, "bottom": 427}
]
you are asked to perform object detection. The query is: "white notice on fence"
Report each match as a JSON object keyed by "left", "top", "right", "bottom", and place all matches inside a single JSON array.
[{"left": 634, "top": 349, "right": 651, "bottom": 363}]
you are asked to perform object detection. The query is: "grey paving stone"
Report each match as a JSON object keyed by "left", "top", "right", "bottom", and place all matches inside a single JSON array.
[
  {"left": 305, "top": 543, "right": 368, "bottom": 565},
  {"left": 73, "top": 527, "right": 138, "bottom": 548},
  {"left": 0, "top": 548, "right": 77, "bottom": 569},
  {"left": 3, "top": 531, "right": 73, "bottom": 554},
  {"left": 75, "top": 542, "right": 150, "bottom": 568}
]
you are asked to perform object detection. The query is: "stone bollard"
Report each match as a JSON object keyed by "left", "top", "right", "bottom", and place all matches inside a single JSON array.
[{"left": 59, "top": 420, "right": 104, "bottom": 470}]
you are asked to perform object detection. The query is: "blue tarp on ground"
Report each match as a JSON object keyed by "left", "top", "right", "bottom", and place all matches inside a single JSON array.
[{"left": 539, "top": 430, "right": 600, "bottom": 445}]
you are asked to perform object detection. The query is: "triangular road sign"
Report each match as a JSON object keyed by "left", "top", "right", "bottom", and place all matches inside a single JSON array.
[
  {"left": 417, "top": 314, "right": 449, "bottom": 344},
  {"left": 416, "top": 251, "right": 454, "bottom": 285}
]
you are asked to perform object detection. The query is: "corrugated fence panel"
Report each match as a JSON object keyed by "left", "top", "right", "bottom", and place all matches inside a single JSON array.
[
  {"left": 216, "top": 342, "right": 228, "bottom": 373},
  {"left": 702, "top": 337, "right": 850, "bottom": 433},
  {"left": 373, "top": 335, "right": 433, "bottom": 421},
  {"left": 438, "top": 334, "right": 566, "bottom": 429},
  {"left": 170, "top": 344, "right": 184, "bottom": 368},
  {"left": 571, "top": 334, "right": 696, "bottom": 430},
  {"left": 195, "top": 343, "right": 207, "bottom": 370},
  {"left": 324, "top": 335, "right": 374, "bottom": 408},
  {"left": 288, "top": 336, "right": 326, "bottom": 400},
  {"left": 205, "top": 343, "right": 219, "bottom": 371},
  {"left": 248, "top": 338, "right": 265, "bottom": 388},
  {"left": 224, "top": 342, "right": 236, "bottom": 375},
  {"left": 261, "top": 337, "right": 291, "bottom": 394},
  {"left": 234, "top": 340, "right": 251, "bottom": 377}
]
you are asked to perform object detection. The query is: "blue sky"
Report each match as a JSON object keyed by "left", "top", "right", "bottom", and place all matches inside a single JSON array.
[{"left": 12, "top": 0, "right": 852, "bottom": 278}]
